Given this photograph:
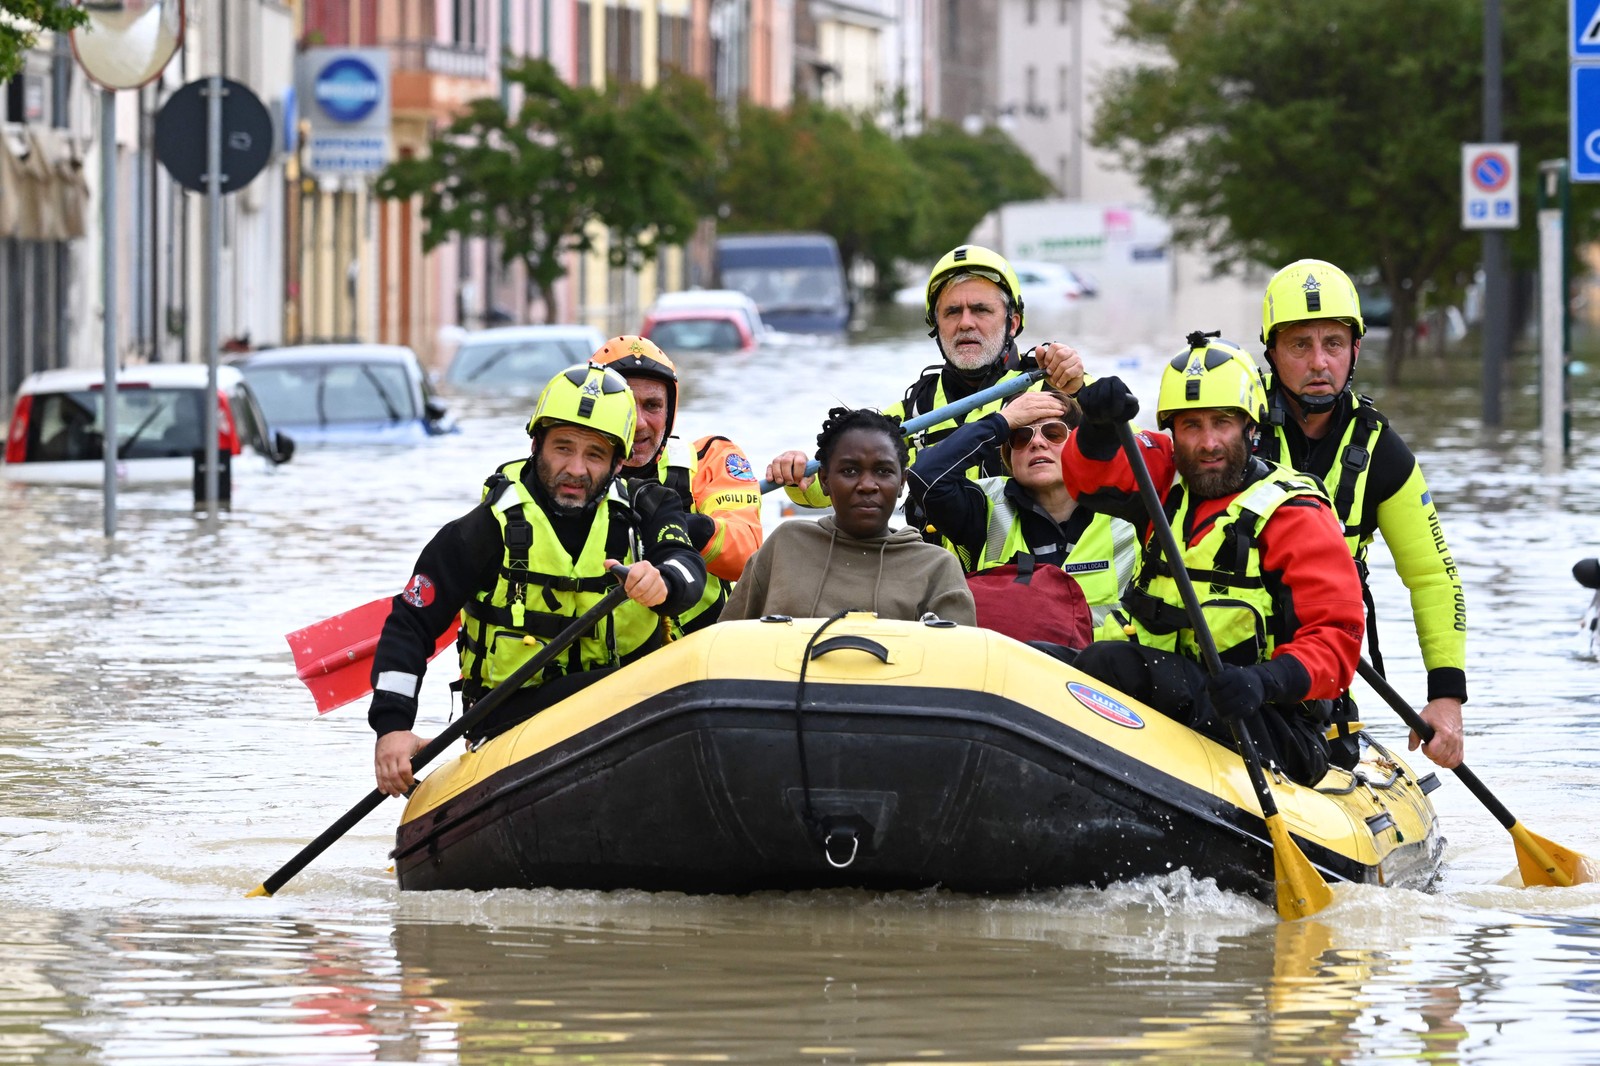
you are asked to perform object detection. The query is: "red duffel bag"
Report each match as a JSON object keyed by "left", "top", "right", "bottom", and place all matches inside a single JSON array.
[{"left": 966, "top": 553, "right": 1093, "bottom": 648}]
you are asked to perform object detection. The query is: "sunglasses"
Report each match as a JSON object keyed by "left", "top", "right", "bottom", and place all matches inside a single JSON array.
[{"left": 1007, "top": 420, "right": 1070, "bottom": 450}]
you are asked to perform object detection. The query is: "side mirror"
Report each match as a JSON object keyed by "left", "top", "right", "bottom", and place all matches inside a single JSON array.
[
  {"left": 424, "top": 397, "right": 450, "bottom": 423},
  {"left": 69, "top": 1, "right": 185, "bottom": 91},
  {"left": 268, "top": 429, "right": 296, "bottom": 466}
]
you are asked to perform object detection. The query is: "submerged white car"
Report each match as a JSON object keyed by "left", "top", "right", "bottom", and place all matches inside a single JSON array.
[{"left": 3, "top": 363, "right": 294, "bottom": 487}]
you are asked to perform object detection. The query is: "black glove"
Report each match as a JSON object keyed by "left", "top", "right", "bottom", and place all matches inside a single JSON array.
[
  {"left": 1205, "top": 657, "right": 1303, "bottom": 720},
  {"left": 1205, "top": 664, "right": 1269, "bottom": 720},
  {"left": 629, "top": 480, "right": 681, "bottom": 521},
  {"left": 685, "top": 512, "right": 716, "bottom": 551},
  {"left": 1075, "top": 376, "right": 1140, "bottom": 425}
]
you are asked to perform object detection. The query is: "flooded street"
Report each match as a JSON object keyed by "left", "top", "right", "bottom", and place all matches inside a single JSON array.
[{"left": 3, "top": 304, "right": 1600, "bottom": 1064}]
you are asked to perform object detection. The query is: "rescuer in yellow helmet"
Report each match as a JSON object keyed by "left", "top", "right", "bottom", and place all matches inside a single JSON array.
[
  {"left": 366, "top": 362, "right": 707, "bottom": 797},
  {"left": 1256, "top": 259, "right": 1467, "bottom": 772},
  {"left": 1056, "top": 332, "right": 1365, "bottom": 787}
]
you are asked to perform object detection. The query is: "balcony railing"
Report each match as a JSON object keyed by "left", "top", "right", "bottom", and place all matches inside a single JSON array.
[{"left": 387, "top": 41, "right": 490, "bottom": 82}]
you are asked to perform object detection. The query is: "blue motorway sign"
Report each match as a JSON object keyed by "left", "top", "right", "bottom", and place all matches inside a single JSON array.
[
  {"left": 1577, "top": 0, "right": 1600, "bottom": 58},
  {"left": 1573, "top": 65, "right": 1600, "bottom": 182}
]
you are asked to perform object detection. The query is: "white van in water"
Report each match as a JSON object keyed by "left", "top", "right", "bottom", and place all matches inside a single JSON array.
[{"left": 2, "top": 363, "right": 293, "bottom": 487}]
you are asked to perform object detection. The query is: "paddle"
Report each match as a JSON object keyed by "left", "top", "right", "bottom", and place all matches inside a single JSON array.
[
  {"left": 289, "top": 366, "right": 1048, "bottom": 712},
  {"left": 756, "top": 366, "right": 1046, "bottom": 492},
  {"left": 1114, "top": 421, "right": 1334, "bottom": 920},
  {"left": 1355, "top": 657, "right": 1596, "bottom": 887},
  {"left": 287, "top": 599, "right": 459, "bottom": 714},
  {"left": 247, "top": 566, "right": 634, "bottom": 898}
]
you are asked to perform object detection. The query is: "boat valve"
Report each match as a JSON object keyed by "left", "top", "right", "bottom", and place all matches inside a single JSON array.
[{"left": 822, "top": 825, "right": 859, "bottom": 869}]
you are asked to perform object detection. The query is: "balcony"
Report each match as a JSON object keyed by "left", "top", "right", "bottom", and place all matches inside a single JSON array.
[
  {"left": 387, "top": 41, "right": 491, "bottom": 81},
  {"left": 386, "top": 40, "right": 493, "bottom": 118}
]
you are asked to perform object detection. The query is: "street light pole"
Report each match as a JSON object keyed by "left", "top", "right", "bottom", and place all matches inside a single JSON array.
[{"left": 100, "top": 89, "right": 118, "bottom": 538}]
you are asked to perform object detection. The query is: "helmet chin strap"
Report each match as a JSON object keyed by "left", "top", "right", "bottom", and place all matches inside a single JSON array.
[{"left": 1285, "top": 387, "right": 1342, "bottom": 416}]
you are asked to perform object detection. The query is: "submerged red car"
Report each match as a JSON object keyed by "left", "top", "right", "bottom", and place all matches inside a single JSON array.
[{"left": 640, "top": 306, "right": 759, "bottom": 353}]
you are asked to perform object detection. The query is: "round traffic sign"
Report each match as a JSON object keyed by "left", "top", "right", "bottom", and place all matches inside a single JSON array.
[
  {"left": 1469, "top": 150, "right": 1512, "bottom": 193},
  {"left": 154, "top": 78, "right": 273, "bottom": 194},
  {"left": 313, "top": 56, "right": 382, "bottom": 123}
]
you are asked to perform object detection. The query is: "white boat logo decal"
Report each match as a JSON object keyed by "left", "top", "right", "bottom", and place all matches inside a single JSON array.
[{"left": 1067, "top": 682, "right": 1145, "bottom": 729}]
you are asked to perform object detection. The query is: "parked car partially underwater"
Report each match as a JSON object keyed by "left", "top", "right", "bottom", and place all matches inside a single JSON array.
[
  {"left": 231, "top": 344, "right": 457, "bottom": 445},
  {"left": 645, "top": 289, "right": 768, "bottom": 340},
  {"left": 641, "top": 306, "right": 759, "bottom": 353},
  {"left": 714, "top": 232, "right": 851, "bottom": 334},
  {"left": 441, "top": 325, "right": 606, "bottom": 395},
  {"left": 3, "top": 363, "right": 294, "bottom": 487}
]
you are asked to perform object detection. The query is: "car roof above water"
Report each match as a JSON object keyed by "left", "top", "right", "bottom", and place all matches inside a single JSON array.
[
  {"left": 19, "top": 363, "right": 245, "bottom": 394},
  {"left": 234, "top": 343, "right": 421, "bottom": 366}
]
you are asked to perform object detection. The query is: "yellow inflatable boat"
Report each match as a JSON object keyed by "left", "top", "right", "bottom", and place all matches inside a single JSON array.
[{"left": 394, "top": 614, "right": 1444, "bottom": 901}]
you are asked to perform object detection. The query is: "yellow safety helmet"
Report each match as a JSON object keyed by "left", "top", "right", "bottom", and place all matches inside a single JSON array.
[
  {"left": 1260, "top": 259, "right": 1366, "bottom": 344},
  {"left": 527, "top": 362, "right": 637, "bottom": 459},
  {"left": 1156, "top": 333, "right": 1267, "bottom": 429},
  {"left": 589, "top": 335, "right": 678, "bottom": 442},
  {"left": 924, "top": 244, "right": 1026, "bottom": 336}
]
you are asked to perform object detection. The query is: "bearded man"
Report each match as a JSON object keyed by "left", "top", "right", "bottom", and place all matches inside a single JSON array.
[
  {"left": 365, "top": 363, "right": 706, "bottom": 796},
  {"left": 1058, "top": 334, "right": 1365, "bottom": 787}
]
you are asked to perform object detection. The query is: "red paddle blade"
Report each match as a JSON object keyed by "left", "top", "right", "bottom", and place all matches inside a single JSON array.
[{"left": 285, "top": 597, "right": 459, "bottom": 714}]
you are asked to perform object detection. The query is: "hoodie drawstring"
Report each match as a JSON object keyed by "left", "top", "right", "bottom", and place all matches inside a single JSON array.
[{"left": 807, "top": 527, "right": 840, "bottom": 617}]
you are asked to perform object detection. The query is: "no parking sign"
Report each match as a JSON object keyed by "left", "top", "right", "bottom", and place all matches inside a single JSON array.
[{"left": 1462, "top": 143, "right": 1519, "bottom": 230}]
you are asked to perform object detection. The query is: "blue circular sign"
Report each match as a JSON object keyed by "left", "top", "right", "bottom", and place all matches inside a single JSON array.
[{"left": 314, "top": 57, "right": 381, "bottom": 124}]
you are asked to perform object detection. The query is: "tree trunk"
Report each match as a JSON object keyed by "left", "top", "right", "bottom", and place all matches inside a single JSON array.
[{"left": 1382, "top": 286, "right": 1420, "bottom": 386}]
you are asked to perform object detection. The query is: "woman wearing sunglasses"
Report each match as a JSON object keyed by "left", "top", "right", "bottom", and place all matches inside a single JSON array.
[{"left": 905, "top": 386, "right": 1139, "bottom": 639}]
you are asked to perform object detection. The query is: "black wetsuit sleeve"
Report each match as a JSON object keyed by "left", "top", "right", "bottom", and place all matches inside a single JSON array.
[
  {"left": 904, "top": 413, "right": 1008, "bottom": 556},
  {"left": 367, "top": 505, "right": 502, "bottom": 737}
]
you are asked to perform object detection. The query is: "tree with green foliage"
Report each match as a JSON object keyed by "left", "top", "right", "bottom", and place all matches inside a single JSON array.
[
  {"left": 1092, "top": 0, "right": 1576, "bottom": 378},
  {"left": 900, "top": 120, "right": 1056, "bottom": 264},
  {"left": 375, "top": 59, "right": 714, "bottom": 321},
  {"left": 718, "top": 104, "right": 1052, "bottom": 296},
  {"left": 0, "top": 0, "right": 82, "bottom": 81}
]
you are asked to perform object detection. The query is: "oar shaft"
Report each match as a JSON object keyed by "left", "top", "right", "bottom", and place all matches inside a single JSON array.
[
  {"left": 1355, "top": 657, "right": 1518, "bottom": 830},
  {"left": 1115, "top": 423, "right": 1284, "bottom": 819},
  {"left": 251, "top": 569, "right": 632, "bottom": 897},
  {"left": 758, "top": 367, "right": 1045, "bottom": 493}
]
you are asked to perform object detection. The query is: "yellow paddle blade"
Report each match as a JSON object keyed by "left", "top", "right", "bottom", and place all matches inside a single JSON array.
[
  {"left": 1266, "top": 814, "right": 1334, "bottom": 920},
  {"left": 245, "top": 884, "right": 273, "bottom": 898},
  {"left": 1511, "top": 823, "right": 1598, "bottom": 887}
]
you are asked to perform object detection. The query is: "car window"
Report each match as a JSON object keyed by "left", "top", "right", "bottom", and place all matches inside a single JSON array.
[
  {"left": 22, "top": 387, "right": 207, "bottom": 462},
  {"left": 447, "top": 340, "right": 587, "bottom": 388},
  {"left": 243, "top": 361, "right": 418, "bottom": 425},
  {"left": 648, "top": 319, "right": 744, "bottom": 352},
  {"left": 720, "top": 266, "right": 844, "bottom": 309}
]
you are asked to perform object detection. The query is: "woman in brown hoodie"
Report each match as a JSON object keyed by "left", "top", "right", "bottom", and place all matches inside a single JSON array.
[{"left": 722, "top": 408, "right": 976, "bottom": 625}]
